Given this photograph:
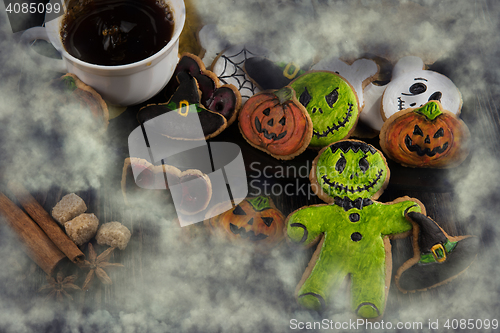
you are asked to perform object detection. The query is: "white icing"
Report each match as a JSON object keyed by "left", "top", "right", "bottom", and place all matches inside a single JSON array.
[
  {"left": 312, "top": 58, "right": 378, "bottom": 108},
  {"left": 359, "top": 83, "right": 387, "bottom": 131},
  {"left": 212, "top": 45, "right": 276, "bottom": 102},
  {"left": 381, "top": 56, "right": 462, "bottom": 121}
]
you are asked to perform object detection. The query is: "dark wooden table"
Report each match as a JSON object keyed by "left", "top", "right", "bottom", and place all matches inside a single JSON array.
[{"left": 2, "top": 0, "right": 500, "bottom": 332}]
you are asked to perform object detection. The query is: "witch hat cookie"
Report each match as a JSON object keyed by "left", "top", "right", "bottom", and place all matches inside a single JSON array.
[
  {"left": 395, "top": 212, "right": 479, "bottom": 292},
  {"left": 137, "top": 71, "right": 227, "bottom": 140}
]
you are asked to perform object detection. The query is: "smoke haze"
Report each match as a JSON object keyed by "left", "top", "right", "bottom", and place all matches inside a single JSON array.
[{"left": 1, "top": 0, "right": 500, "bottom": 332}]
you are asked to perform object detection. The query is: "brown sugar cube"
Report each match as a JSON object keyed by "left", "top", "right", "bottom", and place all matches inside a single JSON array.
[
  {"left": 96, "top": 222, "right": 131, "bottom": 250},
  {"left": 52, "top": 193, "right": 87, "bottom": 225},
  {"left": 64, "top": 213, "right": 99, "bottom": 246}
]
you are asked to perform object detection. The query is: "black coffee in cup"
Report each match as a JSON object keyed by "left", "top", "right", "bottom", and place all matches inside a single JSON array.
[{"left": 61, "top": 0, "right": 174, "bottom": 66}]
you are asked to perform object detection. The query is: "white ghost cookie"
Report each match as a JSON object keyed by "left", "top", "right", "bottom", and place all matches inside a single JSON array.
[
  {"left": 382, "top": 56, "right": 462, "bottom": 121},
  {"left": 360, "top": 56, "right": 462, "bottom": 132}
]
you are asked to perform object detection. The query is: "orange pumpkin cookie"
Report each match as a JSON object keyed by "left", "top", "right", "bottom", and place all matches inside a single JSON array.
[
  {"left": 204, "top": 196, "right": 286, "bottom": 248},
  {"left": 379, "top": 101, "right": 470, "bottom": 168},
  {"left": 238, "top": 86, "right": 312, "bottom": 160}
]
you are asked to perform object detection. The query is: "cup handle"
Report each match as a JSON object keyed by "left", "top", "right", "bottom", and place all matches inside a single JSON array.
[{"left": 21, "top": 27, "right": 67, "bottom": 73}]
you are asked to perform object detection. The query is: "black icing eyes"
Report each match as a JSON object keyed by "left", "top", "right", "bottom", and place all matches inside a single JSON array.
[
  {"left": 403, "top": 82, "right": 427, "bottom": 96},
  {"left": 233, "top": 206, "right": 247, "bottom": 215},
  {"left": 335, "top": 154, "right": 347, "bottom": 173},
  {"left": 358, "top": 156, "right": 369, "bottom": 173},
  {"left": 428, "top": 91, "right": 442, "bottom": 102},
  {"left": 434, "top": 128, "right": 444, "bottom": 138},
  {"left": 299, "top": 87, "right": 312, "bottom": 107},
  {"left": 413, "top": 125, "right": 424, "bottom": 136},
  {"left": 325, "top": 88, "right": 339, "bottom": 108},
  {"left": 262, "top": 217, "right": 274, "bottom": 227}
]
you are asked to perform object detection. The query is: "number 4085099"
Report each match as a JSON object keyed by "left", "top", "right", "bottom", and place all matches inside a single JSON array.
[
  {"left": 444, "top": 319, "right": 498, "bottom": 330},
  {"left": 5, "top": 2, "right": 61, "bottom": 14}
]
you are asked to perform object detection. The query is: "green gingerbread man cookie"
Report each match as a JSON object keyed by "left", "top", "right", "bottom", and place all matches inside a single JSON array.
[
  {"left": 287, "top": 140, "right": 425, "bottom": 318},
  {"left": 290, "top": 72, "right": 359, "bottom": 148}
]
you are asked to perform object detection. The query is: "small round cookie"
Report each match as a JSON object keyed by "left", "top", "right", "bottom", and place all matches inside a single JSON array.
[
  {"left": 379, "top": 101, "right": 470, "bottom": 168},
  {"left": 290, "top": 71, "right": 360, "bottom": 149},
  {"left": 238, "top": 86, "right": 312, "bottom": 160}
]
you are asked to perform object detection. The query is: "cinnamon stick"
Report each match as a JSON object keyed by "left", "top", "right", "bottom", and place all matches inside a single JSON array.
[
  {"left": 0, "top": 192, "right": 66, "bottom": 275},
  {"left": 7, "top": 182, "right": 85, "bottom": 263}
]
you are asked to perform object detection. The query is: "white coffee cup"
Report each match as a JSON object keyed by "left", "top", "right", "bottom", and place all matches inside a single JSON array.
[{"left": 21, "top": 0, "right": 186, "bottom": 106}]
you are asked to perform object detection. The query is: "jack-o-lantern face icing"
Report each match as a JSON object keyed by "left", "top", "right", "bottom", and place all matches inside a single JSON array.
[
  {"left": 239, "top": 86, "right": 312, "bottom": 159},
  {"left": 380, "top": 101, "right": 470, "bottom": 168},
  {"left": 312, "top": 140, "right": 389, "bottom": 202},
  {"left": 290, "top": 72, "right": 359, "bottom": 148},
  {"left": 204, "top": 196, "right": 286, "bottom": 247}
]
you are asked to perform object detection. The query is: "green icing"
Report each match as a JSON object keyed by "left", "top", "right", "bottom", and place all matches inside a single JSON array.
[
  {"left": 419, "top": 239, "right": 458, "bottom": 264},
  {"left": 315, "top": 144, "right": 388, "bottom": 200},
  {"left": 290, "top": 72, "right": 358, "bottom": 148},
  {"left": 61, "top": 76, "right": 77, "bottom": 92},
  {"left": 415, "top": 101, "right": 443, "bottom": 120},
  {"left": 276, "top": 61, "right": 306, "bottom": 80},
  {"left": 166, "top": 101, "right": 202, "bottom": 114},
  {"left": 287, "top": 200, "right": 421, "bottom": 318},
  {"left": 247, "top": 196, "right": 271, "bottom": 211}
]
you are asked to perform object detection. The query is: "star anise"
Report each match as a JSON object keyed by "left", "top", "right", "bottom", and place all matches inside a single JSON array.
[
  {"left": 39, "top": 271, "right": 80, "bottom": 302},
  {"left": 78, "top": 243, "right": 124, "bottom": 290}
]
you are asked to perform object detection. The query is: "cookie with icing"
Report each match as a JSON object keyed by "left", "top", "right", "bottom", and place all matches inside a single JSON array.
[
  {"left": 287, "top": 140, "right": 425, "bottom": 318},
  {"left": 243, "top": 57, "right": 309, "bottom": 91},
  {"left": 138, "top": 71, "right": 227, "bottom": 140},
  {"left": 381, "top": 56, "right": 462, "bottom": 121},
  {"left": 121, "top": 157, "right": 212, "bottom": 215},
  {"left": 379, "top": 101, "right": 470, "bottom": 168},
  {"left": 163, "top": 53, "right": 241, "bottom": 126},
  {"left": 211, "top": 46, "right": 276, "bottom": 102},
  {"left": 238, "top": 86, "right": 313, "bottom": 160},
  {"left": 50, "top": 73, "right": 109, "bottom": 130},
  {"left": 395, "top": 212, "right": 479, "bottom": 293},
  {"left": 204, "top": 196, "right": 286, "bottom": 249},
  {"left": 311, "top": 58, "right": 379, "bottom": 110},
  {"left": 290, "top": 72, "right": 360, "bottom": 149},
  {"left": 361, "top": 56, "right": 462, "bottom": 132}
]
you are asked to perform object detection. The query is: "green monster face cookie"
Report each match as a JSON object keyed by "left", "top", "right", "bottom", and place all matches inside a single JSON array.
[
  {"left": 315, "top": 140, "right": 389, "bottom": 201},
  {"left": 291, "top": 72, "right": 359, "bottom": 148}
]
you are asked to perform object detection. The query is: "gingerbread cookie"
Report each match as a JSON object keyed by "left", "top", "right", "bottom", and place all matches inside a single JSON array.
[
  {"left": 121, "top": 157, "right": 212, "bottom": 215},
  {"left": 238, "top": 86, "right": 312, "bottom": 160},
  {"left": 395, "top": 212, "right": 479, "bottom": 293},
  {"left": 361, "top": 56, "right": 462, "bottom": 132},
  {"left": 290, "top": 72, "right": 360, "bottom": 149},
  {"left": 311, "top": 57, "right": 379, "bottom": 110},
  {"left": 204, "top": 196, "right": 285, "bottom": 249},
  {"left": 163, "top": 53, "right": 241, "bottom": 126},
  {"left": 138, "top": 71, "right": 228, "bottom": 140},
  {"left": 50, "top": 73, "right": 109, "bottom": 129},
  {"left": 244, "top": 57, "right": 309, "bottom": 91},
  {"left": 287, "top": 140, "right": 425, "bottom": 318},
  {"left": 212, "top": 46, "right": 276, "bottom": 102},
  {"left": 379, "top": 101, "right": 470, "bottom": 168}
]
